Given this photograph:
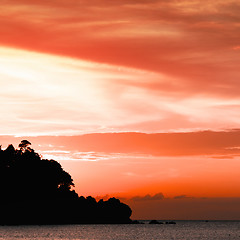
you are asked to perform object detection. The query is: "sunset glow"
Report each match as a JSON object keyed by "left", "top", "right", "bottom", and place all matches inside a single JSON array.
[{"left": 1, "top": 0, "right": 240, "bottom": 219}]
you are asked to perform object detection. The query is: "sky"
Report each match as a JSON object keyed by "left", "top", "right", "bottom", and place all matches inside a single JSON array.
[{"left": 0, "top": 0, "right": 240, "bottom": 219}]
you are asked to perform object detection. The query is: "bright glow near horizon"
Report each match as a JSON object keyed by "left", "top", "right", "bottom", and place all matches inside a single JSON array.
[
  {"left": 1, "top": 47, "right": 240, "bottom": 136},
  {"left": 0, "top": 47, "right": 161, "bottom": 135}
]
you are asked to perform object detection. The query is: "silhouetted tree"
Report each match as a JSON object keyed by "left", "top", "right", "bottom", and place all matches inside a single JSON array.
[
  {"left": 0, "top": 141, "right": 132, "bottom": 224},
  {"left": 18, "top": 139, "right": 32, "bottom": 152}
]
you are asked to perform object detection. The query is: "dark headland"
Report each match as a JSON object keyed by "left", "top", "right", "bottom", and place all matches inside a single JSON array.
[{"left": 0, "top": 140, "right": 132, "bottom": 225}]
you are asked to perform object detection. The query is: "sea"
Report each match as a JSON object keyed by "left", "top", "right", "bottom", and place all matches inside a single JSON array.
[{"left": 0, "top": 221, "right": 239, "bottom": 240}]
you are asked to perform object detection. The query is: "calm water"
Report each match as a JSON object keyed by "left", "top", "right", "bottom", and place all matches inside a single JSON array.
[{"left": 0, "top": 221, "right": 239, "bottom": 240}]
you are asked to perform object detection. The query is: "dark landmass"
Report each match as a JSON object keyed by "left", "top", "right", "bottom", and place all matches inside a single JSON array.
[
  {"left": 165, "top": 221, "right": 176, "bottom": 224},
  {"left": 0, "top": 140, "right": 132, "bottom": 225},
  {"left": 149, "top": 220, "right": 163, "bottom": 224},
  {"left": 132, "top": 220, "right": 144, "bottom": 224}
]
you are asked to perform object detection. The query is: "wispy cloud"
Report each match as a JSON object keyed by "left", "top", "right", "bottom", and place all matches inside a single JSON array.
[
  {"left": 0, "top": 47, "right": 169, "bottom": 136},
  {"left": 2, "top": 47, "right": 239, "bottom": 136},
  {"left": 174, "top": 194, "right": 193, "bottom": 199},
  {"left": 1, "top": 0, "right": 240, "bottom": 95},
  {"left": 0, "top": 133, "right": 239, "bottom": 199},
  {"left": 1, "top": 0, "right": 240, "bottom": 135},
  {"left": 131, "top": 193, "right": 165, "bottom": 201}
]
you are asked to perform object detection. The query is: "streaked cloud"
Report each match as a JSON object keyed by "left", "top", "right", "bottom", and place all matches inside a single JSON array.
[
  {"left": 1, "top": 0, "right": 240, "bottom": 135},
  {"left": 1, "top": 47, "right": 240, "bottom": 135},
  {"left": 0, "top": 47, "right": 169, "bottom": 135},
  {"left": 174, "top": 195, "right": 192, "bottom": 199},
  {"left": 131, "top": 193, "right": 165, "bottom": 201}
]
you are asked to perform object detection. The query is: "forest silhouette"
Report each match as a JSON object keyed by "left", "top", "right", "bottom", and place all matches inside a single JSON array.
[{"left": 0, "top": 140, "right": 132, "bottom": 225}]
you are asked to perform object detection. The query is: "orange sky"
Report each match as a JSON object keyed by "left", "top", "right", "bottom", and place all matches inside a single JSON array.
[{"left": 1, "top": 0, "right": 240, "bottom": 219}]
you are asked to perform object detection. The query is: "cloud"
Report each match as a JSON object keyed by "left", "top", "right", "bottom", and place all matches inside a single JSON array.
[
  {"left": 3, "top": 130, "right": 240, "bottom": 157},
  {"left": 131, "top": 193, "right": 165, "bottom": 201},
  {"left": 2, "top": 47, "right": 240, "bottom": 136},
  {"left": 174, "top": 195, "right": 192, "bottom": 199},
  {"left": 0, "top": 47, "right": 171, "bottom": 136},
  {"left": 233, "top": 46, "right": 240, "bottom": 50},
  {"left": 35, "top": 130, "right": 240, "bottom": 157},
  {"left": 1, "top": 1, "right": 240, "bottom": 135},
  {"left": 1, "top": 134, "right": 239, "bottom": 199},
  {"left": 1, "top": 0, "right": 240, "bottom": 98}
]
